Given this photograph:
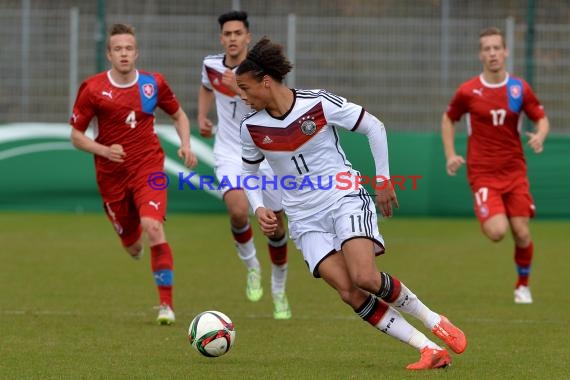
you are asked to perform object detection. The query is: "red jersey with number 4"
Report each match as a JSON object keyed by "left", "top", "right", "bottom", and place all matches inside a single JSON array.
[
  {"left": 70, "top": 70, "right": 180, "bottom": 200},
  {"left": 445, "top": 74, "right": 545, "bottom": 180}
]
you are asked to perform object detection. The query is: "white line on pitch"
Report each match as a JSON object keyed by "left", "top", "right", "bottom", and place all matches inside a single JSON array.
[{"left": 1, "top": 309, "right": 567, "bottom": 325}]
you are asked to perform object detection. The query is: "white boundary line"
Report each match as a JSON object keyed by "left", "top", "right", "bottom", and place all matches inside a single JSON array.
[{"left": 1, "top": 309, "right": 567, "bottom": 325}]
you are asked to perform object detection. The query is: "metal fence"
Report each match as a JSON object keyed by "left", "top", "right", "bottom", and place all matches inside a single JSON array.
[{"left": 1, "top": 2, "right": 569, "bottom": 132}]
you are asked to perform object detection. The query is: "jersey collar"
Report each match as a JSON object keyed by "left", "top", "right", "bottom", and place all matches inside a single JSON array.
[
  {"left": 479, "top": 73, "right": 509, "bottom": 88},
  {"left": 106, "top": 69, "right": 140, "bottom": 88}
]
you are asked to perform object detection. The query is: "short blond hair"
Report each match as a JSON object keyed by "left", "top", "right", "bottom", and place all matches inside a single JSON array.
[
  {"left": 479, "top": 27, "right": 506, "bottom": 49},
  {"left": 106, "top": 23, "right": 136, "bottom": 50}
]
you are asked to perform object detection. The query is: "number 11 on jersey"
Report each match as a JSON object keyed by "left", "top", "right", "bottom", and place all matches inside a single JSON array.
[{"left": 291, "top": 153, "right": 309, "bottom": 175}]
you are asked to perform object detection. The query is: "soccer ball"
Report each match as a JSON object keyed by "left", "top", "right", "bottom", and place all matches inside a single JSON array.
[{"left": 188, "top": 310, "right": 236, "bottom": 357}]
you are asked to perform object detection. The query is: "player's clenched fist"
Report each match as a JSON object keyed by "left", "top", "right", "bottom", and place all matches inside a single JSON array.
[
  {"left": 106, "top": 144, "right": 126, "bottom": 163},
  {"left": 446, "top": 155, "right": 465, "bottom": 176}
]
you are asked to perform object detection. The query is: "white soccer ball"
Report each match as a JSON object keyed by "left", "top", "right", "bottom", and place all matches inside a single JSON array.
[{"left": 188, "top": 310, "right": 236, "bottom": 357}]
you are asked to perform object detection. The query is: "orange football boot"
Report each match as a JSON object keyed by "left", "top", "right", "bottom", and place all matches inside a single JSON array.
[
  {"left": 406, "top": 347, "right": 451, "bottom": 370},
  {"left": 431, "top": 315, "right": 467, "bottom": 354}
]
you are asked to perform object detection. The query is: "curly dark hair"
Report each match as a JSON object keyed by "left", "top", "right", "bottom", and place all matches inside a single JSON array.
[{"left": 236, "top": 37, "right": 293, "bottom": 83}]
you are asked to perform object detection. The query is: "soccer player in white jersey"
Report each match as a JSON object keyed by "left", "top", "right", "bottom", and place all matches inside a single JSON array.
[
  {"left": 236, "top": 37, "right": 468, "bottom": 370},
  {"left": 197, "top": 12, "right": 291, "bottom": 319}
]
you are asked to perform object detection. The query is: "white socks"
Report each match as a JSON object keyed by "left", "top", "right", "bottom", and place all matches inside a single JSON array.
[
  {"left": 390, "top": 283, "right": 440, "bottom": 329},
  {"left": 271, "top": 263, "right": 288, "bottom": 294},
  {"left": 376, "top": 306, "right": 441, "bottom": 351}
]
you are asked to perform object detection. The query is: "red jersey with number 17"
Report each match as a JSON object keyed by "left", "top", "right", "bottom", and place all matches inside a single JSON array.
[
  {"left": 70, "top": 70, "right": 180, "bottom": 200},
  {"left": 445, "top": 74, "right": 545, "bottom": 180}
]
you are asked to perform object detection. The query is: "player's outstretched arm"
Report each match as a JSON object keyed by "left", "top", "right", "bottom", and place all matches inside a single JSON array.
[
  {"left": 170, "top": 108, "right": 197, "bottom": 168},
  {"left": 197, "top": 85, "right": 215, "bottom": 137},
  {"left": 526, "top": 116, "right": 550, "bottom": 154},
  {"left": 351, "top": 111, "right": 398, "bottom": 217},
  {"left": 441, "top": 113, "right": 465, "bottom": 176},
  {"left": 375, "top": 183, "right": 399, "bottom": 218},
  {"left": 352, "top": 112, "right": 391, "bottom": 188},
  {"left": 70, "top": 128, "right": 125, "bottom": 163}
]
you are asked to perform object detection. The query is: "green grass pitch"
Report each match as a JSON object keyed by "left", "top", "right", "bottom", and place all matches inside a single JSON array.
[{"left": 1, "top": 213, "right": 569, "bottom": 379}]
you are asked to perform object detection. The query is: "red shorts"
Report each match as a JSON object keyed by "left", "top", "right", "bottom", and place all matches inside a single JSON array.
[
  {"left": 469, "top": 174, "right": 535, "bottom": 223},
  {"left": 102, "top": 168, "right": 168, "bottom": 247}
]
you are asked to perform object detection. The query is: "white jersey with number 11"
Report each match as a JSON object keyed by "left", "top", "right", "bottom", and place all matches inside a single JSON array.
[{"left": 241, "top": 89, "right": 366, "bottom": 220}]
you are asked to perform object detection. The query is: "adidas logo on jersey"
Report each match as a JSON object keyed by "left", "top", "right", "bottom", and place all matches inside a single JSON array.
[{"left": 262, "top": 136, "right": 273, "bottom": 144}]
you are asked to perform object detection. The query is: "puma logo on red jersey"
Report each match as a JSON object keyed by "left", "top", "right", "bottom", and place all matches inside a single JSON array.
[{"left": 149, "top": 200, "right": 161, "bottom": 210}]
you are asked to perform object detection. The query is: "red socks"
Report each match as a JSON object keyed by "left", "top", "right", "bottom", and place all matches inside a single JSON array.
[
  {"left": 515, "top": 242, "right": 533, "bottom": 287},
  {"left": 355, "top": 295, "right": 389, "bottom": 326},
  {"left": 232, "top": 224, "right": 253, "bottom": 243},
  {"left": 376, "top": 272, "right": 402, "bottom": 303},
  {"left": 150, "top": 242, "right": 174, "bottom": 308},
  {"left": 268, "top": 234, "right": 288, "bottom": 265}
]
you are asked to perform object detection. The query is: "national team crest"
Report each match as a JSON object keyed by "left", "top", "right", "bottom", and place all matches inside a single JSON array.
[
  {"left": 509, "top": 84, "right": 522, "bottom": 99},
  {"left": 479, "top": 204, "right": 489, "bottom": 219},
  {"left": 299, "top": 117, "right": 317, "bottom": 136},
  {"left": 143, "top": 83, "right": 155, "bottom": 99}
]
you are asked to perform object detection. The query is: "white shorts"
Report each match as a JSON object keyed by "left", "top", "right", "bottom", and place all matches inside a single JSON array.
[
  {"left": 215, "top": 158, "right": 283, "bottom": 212},
  {"left": 288, "top": 188, "right": 385, "bottom": 277}
]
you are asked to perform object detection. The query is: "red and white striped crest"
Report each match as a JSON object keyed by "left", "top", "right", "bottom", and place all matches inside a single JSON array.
[
  {"left": 509, "top": 85, "right": 521, "bottom": 99},
  {"left": 143, "top": 83, "right": 155, "bottom": 99}
]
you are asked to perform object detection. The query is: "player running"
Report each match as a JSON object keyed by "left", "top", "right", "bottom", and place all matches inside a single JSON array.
[
  {"left": 70, "top": 23, "right": 197, "bottom": 325},
  {"left": 441, "top": 27, "right": 549, "bottom": 304},
  {"left": 237, "top": 37, "right": 467, "bottom": 370},
  {"left": 197, "top": 11, "right": 291, "bottom": 319}
]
